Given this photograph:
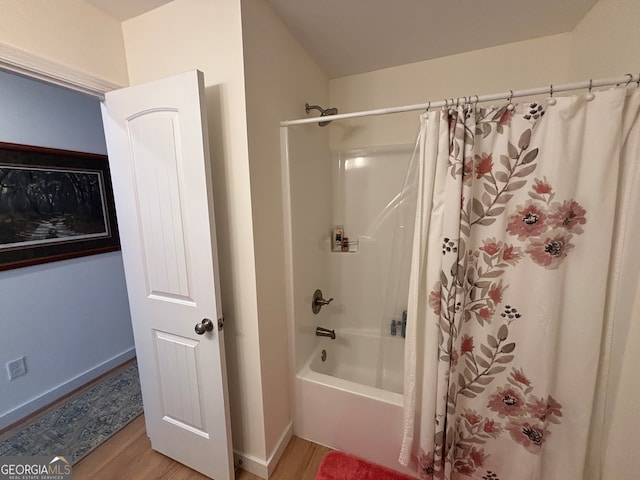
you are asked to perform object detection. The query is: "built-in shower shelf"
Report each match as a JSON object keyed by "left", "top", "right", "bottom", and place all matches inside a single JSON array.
[
  {"left": 328, "top": 246, "right": 358, "bottom": 254},
  {"left": 330, "top": 230, "right": 360, "bottom": 253},
  {"left": 331, "top": 226, "right": 361, "bottom": 253}
]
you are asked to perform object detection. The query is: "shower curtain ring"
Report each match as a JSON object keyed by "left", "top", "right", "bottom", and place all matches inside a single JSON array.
[
  {"left": 507, "top": 90, "right": 515, "bottom": 111},
  {"left": 618, "top": 73, "right": 634, "bottom": 87},
  {"left": 586, "top": 79, "right": 595, "bottom": 102},
  {"left": 637, "top": 73, "right": 640, "bottom": 87},
  {"left": 548, "top": 84, "right": 557, "bottom": 106},
  {"left": 446, "top": 98, "right": 454, "bottom": 115}
]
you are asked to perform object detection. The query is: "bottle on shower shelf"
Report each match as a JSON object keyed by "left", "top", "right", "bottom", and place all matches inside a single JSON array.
[
  {"left": 332, "top": 225, "right": 344, "bottom": 252},
  {"left": 401, "top": 310, "right": 407, "bottom": 338}
]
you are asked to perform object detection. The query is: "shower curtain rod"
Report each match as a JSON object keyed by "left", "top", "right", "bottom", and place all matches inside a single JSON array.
[{"left": 280, "top": 73, "right": 640, "bottom": 127}]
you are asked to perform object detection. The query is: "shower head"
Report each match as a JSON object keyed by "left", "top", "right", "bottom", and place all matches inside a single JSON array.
[{"left": 305, "top": 103, "right": 339, "bottom": 126}]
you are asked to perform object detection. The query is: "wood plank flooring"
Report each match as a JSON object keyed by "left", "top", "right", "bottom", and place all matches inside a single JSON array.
[{"left": 73, "top": 414, "right": 332, "bottom": 480}]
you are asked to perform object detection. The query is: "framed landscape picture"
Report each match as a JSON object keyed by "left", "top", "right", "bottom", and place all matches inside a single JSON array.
[{"left": 0, "top": 142, "right": 120, "bottom": 271}]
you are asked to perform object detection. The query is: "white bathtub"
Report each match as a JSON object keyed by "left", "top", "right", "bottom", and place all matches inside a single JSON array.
[
  {"left": 308, "top": 329, "right": 405, "bottom": 395},
  {"left": 294, "top": 330, "right": 418, "bottom": 477}
]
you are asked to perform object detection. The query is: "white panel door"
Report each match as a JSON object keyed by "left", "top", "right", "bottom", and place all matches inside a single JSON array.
[{"left": 101, "top": 70, "right": 233, "bottom": 480}]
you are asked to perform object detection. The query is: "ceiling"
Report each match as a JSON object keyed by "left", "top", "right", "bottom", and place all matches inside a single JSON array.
[
  {"left": 86, "top": 0, "right": 599, "bottom": 78},
  {"left": 86, "top": 0, "right": 173, "bottom": 21}
]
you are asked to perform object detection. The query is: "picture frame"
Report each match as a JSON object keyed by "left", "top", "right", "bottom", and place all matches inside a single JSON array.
[{"left": 0, "top": 142, "right": 120, "bottom": 271}]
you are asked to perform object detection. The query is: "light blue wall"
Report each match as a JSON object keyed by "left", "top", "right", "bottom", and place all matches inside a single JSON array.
[
  {"left": 0, "top": 70, "right": 134, "bottom": 428},
  {"left": 0, "top": 71, "right": 108, "bottom": 154}
]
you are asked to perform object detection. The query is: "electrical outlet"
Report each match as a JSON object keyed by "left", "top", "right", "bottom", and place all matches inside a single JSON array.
[{"left": 6, "top": 356, "right": 27, "bottom": 380}]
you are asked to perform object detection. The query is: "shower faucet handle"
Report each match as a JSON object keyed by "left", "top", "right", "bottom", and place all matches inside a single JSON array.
[{"left": 312, "top": 289, "right": 333, "bottom": 314}]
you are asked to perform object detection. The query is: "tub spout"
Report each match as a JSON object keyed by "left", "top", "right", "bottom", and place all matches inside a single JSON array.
[{"left": 316, "top": 327, "right": 336, "bottom": 340}]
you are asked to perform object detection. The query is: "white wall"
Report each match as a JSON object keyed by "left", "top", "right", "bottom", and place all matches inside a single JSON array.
[
  {"left": 0, "top": 70, "right": 133, "bottom": 428},
  {"left": 123, "top": 1, "right": 333, "bottom": 475},
  {"left": 329, "top": 33, "right": 573, "bottom": 150},
  {"left": 569, "top": 0, "right": 640, "bottom": 81},
  {"left": 0, "top": 0, "right": 330, "bottom": 474},
  {"left": 240, "top": 0, "right": 330, "bottom": 462},
  {"left": 286, "top": 123, "right": 332, "bottom": 372},
  {"left": 121, "top": 0, "right": 269, "bottom": 473},
  {"left": 0, "top": 0, "right": 128, "bottom": 86}
]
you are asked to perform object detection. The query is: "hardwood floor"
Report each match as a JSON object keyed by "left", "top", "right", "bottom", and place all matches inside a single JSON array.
[
  {"left": 246, "top": 434, "right": 331, "bottom": 480},
  {"left": 73, "top": 414, "right": 332, "bottom": 480}
]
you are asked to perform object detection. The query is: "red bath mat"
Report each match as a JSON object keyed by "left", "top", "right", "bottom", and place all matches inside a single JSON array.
[{"left": 315, "top": 451, "right": 415, "bottom": 480}]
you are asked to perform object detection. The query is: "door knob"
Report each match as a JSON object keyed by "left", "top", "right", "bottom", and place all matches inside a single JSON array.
[{"left": 195, "top": 318, "right": 214, "bottom": 335}]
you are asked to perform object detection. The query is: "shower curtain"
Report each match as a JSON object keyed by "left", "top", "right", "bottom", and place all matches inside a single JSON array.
[{"left": 399, "top": 87, "right": 640, "bottom": 480}]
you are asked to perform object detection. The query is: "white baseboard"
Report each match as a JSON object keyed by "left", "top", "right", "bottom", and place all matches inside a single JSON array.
[
  {"left": 0, "top": 347, "right": 136, "bottom": 430},
  {"left": 267, "top": 421, "right": 293, "bottom": 476},
  {"left": 234, "top": 421, "right": 293, "bottom": 479},
  {"left": 234, "top": 451, "right": 268, "bottom": 479}
]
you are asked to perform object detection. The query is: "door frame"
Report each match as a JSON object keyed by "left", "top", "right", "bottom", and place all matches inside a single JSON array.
[{"left": 0, "top": 41, "right": 122, "bottom": 98}]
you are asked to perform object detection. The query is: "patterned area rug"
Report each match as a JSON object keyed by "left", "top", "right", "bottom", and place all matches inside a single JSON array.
[{"left": 0, "top": 363, "right": 143, "bottom": 464}]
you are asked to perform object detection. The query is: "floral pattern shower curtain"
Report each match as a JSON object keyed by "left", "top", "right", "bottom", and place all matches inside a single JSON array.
[{"left": 400, "top": 88, "right": 640, "bottom": 480}]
